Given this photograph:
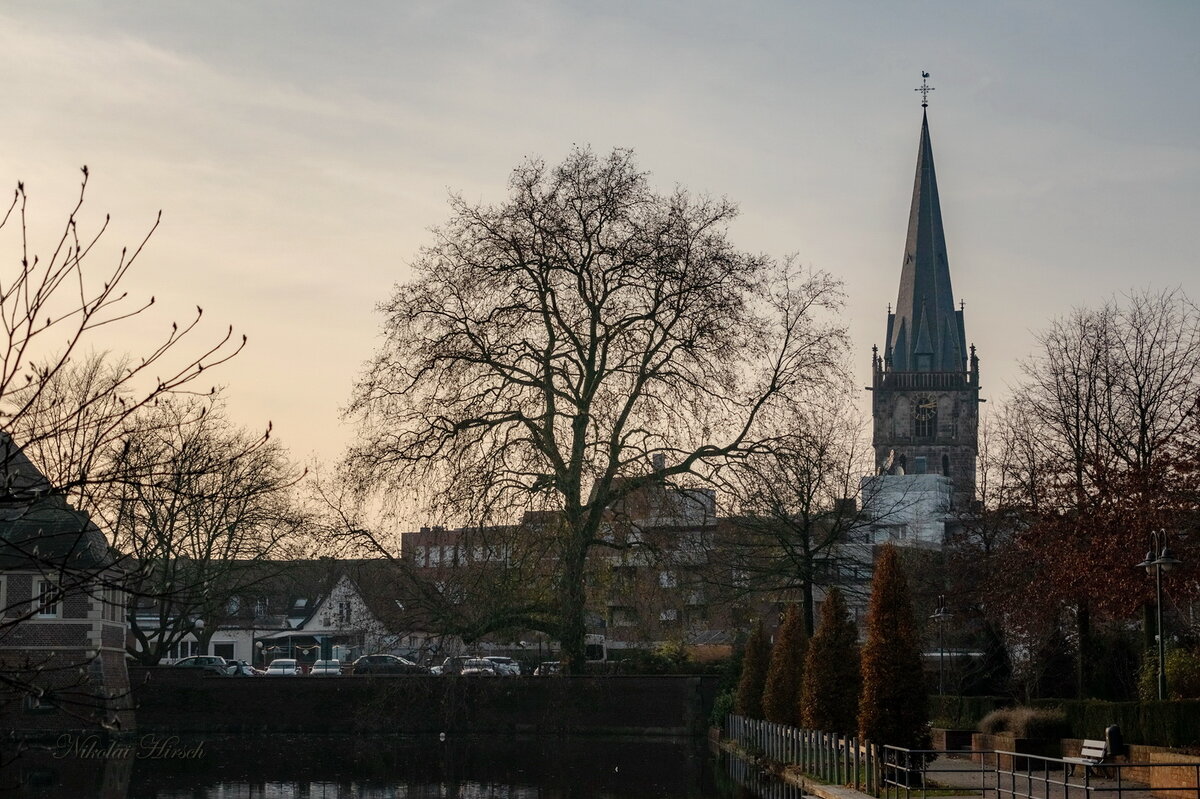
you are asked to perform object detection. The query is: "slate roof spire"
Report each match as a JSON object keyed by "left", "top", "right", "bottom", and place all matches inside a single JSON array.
[{"left": 885, "top": 108, "right": 967, "bottom": 373}]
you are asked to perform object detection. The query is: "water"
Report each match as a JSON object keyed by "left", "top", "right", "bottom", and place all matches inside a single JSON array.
[{"left": 0, "top": 734, "right": 796, "bottom": 799}]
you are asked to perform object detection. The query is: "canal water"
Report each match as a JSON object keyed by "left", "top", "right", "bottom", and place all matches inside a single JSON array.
[{"left": 0, "top": 734, "right": 805, "bottom": 799}]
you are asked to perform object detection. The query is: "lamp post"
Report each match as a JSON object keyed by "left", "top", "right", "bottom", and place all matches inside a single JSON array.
[
  {"left": 1137, "top": 531, "right": 1182, "bottom": 701},
  {"left": 929, "top": 594, "right": 952, "bottom": 696}
]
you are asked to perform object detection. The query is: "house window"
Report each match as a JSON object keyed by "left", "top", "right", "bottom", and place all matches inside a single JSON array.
[
  {"left": 104, "top": 586, "right": 124, "bottom": 622},
  {"left": 24, "top": 693, "right": 57, "bottom": 714},
  {"left": 35, "top": 580, "right": 59, "bottom": 618},
  {"left": 338, "top": 601, "right": 352, "bottom": 626},
  {"left": 213, "top": 642, "right": 235, "bottom": 660},
  {"left": 172, "top": 640, "right": 201, "bottom": 659},
  {"left": 914, "top": 414, "right": 935, "bottom": 438},
  {"left": 913, "top": 456, "right": 927, "bottom": 475},
  {"left": 659, "top": 609, "right": 679, "bottom": 623},
  {"left": 942, "top": 455, "right": 951, "bottom": 477},
  {"left": 658, "top": 571, "right": 677, "bottom": 588}
]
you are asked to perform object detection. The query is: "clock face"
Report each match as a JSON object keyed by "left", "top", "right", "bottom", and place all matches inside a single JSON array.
[{"left": 913, "top": 394, "right": 937, "bottom": 421}]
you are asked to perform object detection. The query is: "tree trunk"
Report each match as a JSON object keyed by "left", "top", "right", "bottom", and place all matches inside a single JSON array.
[
  {"left": 558, "top": 537, "right": 589, "bottom": 674},
  {"left": 803, "top": 578, "right": 816, "bottom": 638},
  {"left": 1076, "top": 601, "right": 1091, "bottom": 699}
]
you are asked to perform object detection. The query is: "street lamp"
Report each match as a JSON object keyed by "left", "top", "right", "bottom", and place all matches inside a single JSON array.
[
  {"left": 1136, "top": 530, "right": 1182, "bottom": 701},
  {"left": 929, "top": 594, "right": 952, "bottom": 696}
]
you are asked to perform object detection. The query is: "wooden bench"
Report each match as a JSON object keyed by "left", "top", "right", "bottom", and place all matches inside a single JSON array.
[{"left": 1063, "top": 739, "right": 1110, "bottom": 777}]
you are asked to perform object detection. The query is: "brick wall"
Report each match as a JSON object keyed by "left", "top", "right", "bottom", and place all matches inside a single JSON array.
[{"left": 132, "top": 669, "right": 719, "bottom": 737}]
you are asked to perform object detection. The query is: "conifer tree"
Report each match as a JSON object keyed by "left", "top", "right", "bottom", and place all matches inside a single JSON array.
[
  {"left": 735, "top": 618, "right": 771, "bottom": 719},
  {"left": 858, "top": 545, "right": 929, "bottom": 747},
  {"left": 763, "top": 605, "right": 808, "bottom": 725},
  {"left": 802, "top": 586, "right": 860, "bottom": 734}
]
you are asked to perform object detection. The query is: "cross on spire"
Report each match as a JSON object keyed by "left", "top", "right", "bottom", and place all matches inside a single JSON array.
[{"left": 915, "top": 71, "right": 934, "bottom": 107}]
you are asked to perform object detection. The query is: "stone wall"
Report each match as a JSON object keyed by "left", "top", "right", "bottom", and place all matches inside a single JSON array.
[{"left": 131, "top": 668, "right": 719, "bottom": 737}]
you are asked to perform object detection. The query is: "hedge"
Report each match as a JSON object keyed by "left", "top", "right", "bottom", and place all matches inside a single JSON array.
[
  {"left": 930, "top": 695, "right": 1200, "bottom": 748},
  {"left": 1032, "top": 699, "right": 1200, "bottom": 749}
]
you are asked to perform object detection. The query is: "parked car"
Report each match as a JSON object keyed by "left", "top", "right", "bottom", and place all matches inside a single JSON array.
[
  {"left": 351, "top": 654, "right": 429, "bottom": 675},
  {"left": 265, "top": 658, "right": 301, "bottom": 676},
  {"left": 228, "top": 659, "right": 264, "bottom": 676},
  {"left": 438, "top": 655, "right": 475, "bottom": 676},
  {"left": 459, "top": 658, "right": 497, "bottom": 677},
  {"left": 173, "top": 655, "right": 234, "bottom": 676},
  {"left": 533, "top": 661, "right": 560, "bottom": 677},
  {"left": 484, "top": 656, "right": 521, "bottom": 676},
  {"left": 310, "top": 659, "right": 342, "bottom": 676}
]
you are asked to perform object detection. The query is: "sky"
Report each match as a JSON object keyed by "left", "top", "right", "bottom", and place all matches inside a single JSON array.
[{"left": 1, "top": 1, "right": 1197, "bottom": 468}]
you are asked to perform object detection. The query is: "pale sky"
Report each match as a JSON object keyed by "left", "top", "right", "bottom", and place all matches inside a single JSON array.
[{"left": 2, "top": 1, "right": 1197, "bottom": 468}]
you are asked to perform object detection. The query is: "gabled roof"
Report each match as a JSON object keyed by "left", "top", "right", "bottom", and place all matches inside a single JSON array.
[
  {"left": 886, "top": 110, "right": 967, "bottom": 373},
  {"left": 0, "top": 434, "right": 112, "bottom": 571}
]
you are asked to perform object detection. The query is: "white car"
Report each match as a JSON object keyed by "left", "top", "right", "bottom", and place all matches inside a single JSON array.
[
  {"left": 310, "top": 659, "right": 342, "bottom": 676},
  {"left": 484, "top": 656, "right": 520, "bottom": 676},
  {"left": 459, "top": 658, "right": 497, "bottom": 677},
  {"left": 265, "top": 658, "right": 301, "bottom": 676}
]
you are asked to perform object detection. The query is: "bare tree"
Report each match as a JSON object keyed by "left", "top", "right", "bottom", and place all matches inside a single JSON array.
[
  {"left": 0, "top": 169, "right": 244, "bottom": 496},
  {"left": 1013, "top": 288, "right": 1200, "bottom": 505},
  {"left": 994, "top": 288, "right": 1200, "bottom": 697},
  {"left": 0, "top": 168, "right": 245, "bottom": 719},
  {"left": 111, "top": 398, "right": 305, "bottom": 665},
  {"left": 707, "top": 394, "right": 872, "bottom": 635},
  {"left": 344, "top": 148, "right": 847, "bottom": 670}
]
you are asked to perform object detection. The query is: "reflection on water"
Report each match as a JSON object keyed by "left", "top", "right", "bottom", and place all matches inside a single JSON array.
[{"left": 0, "top": 733, "right": 794, "bottom": 799}]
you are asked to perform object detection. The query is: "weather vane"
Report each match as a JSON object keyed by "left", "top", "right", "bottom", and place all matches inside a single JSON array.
[{"left": 915, "top": 71, "right": 934, "bottom": 107}]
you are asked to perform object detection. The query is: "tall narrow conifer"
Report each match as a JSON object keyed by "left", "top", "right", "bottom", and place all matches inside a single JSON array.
[
  {"left": 802, "top": 586, "right": 860, "bottom": 734},
  {"left": 735, "top": 619, "right": 771, "bottom": 719},
  {"left": 763, "top": 605, "right": 807, "bottom": 726},
  {"left": 858, "top": 545, "right": 929, "bottom": 747}
]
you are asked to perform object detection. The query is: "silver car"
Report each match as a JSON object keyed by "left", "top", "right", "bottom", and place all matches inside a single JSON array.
[
  {"left": 484, "top": 656, "right": 520, "bottom": 676},
  {"left": 310, "top": 659, "right": 342, "bottom": 676},
  {"left": 265, "top": 658, "right": 301, "bottom": 676}
]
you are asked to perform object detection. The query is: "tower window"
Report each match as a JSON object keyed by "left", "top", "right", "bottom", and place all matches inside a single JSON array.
[{"left": 913, "top": 395, "right": 937, "bottom": 438}]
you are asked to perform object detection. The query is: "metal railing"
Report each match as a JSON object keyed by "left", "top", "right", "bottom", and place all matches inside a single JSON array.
[
  {"left": 726, "top": 714, "right": 883, "bottom": 794},
  {"left": 724, "top": 716, "right": 1200, "bottom": 799},
  {"left": 881, "top": 745, "right": 1200, "bottom": 799}
]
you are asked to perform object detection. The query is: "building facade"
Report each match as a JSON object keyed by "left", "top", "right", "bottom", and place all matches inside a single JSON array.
[{"left": 0, "top": 437, "right": 133, "bottom": 736}]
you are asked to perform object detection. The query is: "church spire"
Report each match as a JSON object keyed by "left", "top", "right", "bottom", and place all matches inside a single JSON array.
[{"left": 886, "top": 107, "right": 966, "bottom": 373}]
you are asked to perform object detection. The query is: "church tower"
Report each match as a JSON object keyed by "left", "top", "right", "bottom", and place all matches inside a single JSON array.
[{"left": 870, "top": 96, "right": 980, "bottom": 510}]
